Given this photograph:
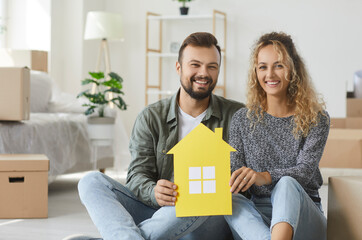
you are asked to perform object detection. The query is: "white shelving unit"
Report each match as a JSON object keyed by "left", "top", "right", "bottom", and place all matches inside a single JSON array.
[
  {"left": 147, "top": 14, "right": 217, "bottom": 21},
  {"left": 145, "top": 10, "right": 227, "bottom": 105}
]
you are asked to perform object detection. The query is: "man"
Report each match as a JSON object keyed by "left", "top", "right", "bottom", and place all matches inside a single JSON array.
[{"left": 78, "top": 32, "right": 244, "bottom": 240}]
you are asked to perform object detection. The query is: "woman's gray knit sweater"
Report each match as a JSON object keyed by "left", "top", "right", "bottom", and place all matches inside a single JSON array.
[{"left": 229, "top": 108, "right": 330, "bottom": 198}]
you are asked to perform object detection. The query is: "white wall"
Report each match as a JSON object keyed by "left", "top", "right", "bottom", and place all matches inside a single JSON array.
[
  {"left": 50, "top": 0, "right": 85, "bottom": 94},
  {"left": 7, "top": 0, "right": 50, "bottom": 50},
  {"left": 0, "top": 0, "right": 8, "bottom": 48},
  {"left": 52, "top": 0, "right": 362, "bottom": 135}
]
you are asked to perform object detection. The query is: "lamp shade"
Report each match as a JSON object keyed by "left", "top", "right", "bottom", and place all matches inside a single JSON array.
[{"left": 84, "top": 11, "right": 123, "bottom": 40}]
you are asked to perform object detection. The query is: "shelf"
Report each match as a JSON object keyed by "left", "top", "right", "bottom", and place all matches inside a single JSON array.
[
  {"left": 148, "top": 14, "right": 224, "bottom": 21},
  {"left": 145, "top": 10, "right": 227, "bottom": 105},
  {"left": 147, "top": 52, "right": 178, "bottom": 58},
  {"left": 147, "top": 87, "right": 225, "bottom": 96},
  {"left": 147, "top": 52, "right": 224, "bottom": 58},
  {"left": 147, "top": 89, "right": 176, "bottom": 96}
]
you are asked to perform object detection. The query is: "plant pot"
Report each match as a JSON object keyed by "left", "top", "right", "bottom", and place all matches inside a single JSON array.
[
  {"left": 180, "top": 7, "right": 189, "bottom": 15},
  {"left": 87, "top": 117, "right": 115, "bottom": 146}
]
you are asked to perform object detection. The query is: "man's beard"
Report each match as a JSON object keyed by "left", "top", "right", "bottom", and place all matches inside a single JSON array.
[{"left": 181, "top": 75, "right": 216, "bottom": 100}]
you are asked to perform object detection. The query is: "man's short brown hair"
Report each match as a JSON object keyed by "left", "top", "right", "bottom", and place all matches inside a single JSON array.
[{"left": 178, "top": 32, "right": 221, "bottom": 63}]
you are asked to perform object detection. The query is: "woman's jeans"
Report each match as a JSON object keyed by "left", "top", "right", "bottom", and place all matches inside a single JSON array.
[
  {"left": 225, "top": 176, "right": 327, "bottom": 240},
  {"left": 78, "top": 171, "right": 232, "bottom": 240}
]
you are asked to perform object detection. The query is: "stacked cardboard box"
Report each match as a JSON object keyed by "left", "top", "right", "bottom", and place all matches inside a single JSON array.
[
  {"left": 0, "top": 67, "right": 30, "bottom": 121},
  {"left": 0, "top": 154, "right": 49, "bottom": 218},
  {"left": 329, "top": 99, "right": 362, "bottom": 129},
  {"left": 320, "top": 99, "right": 362, "bottom": 168},
  {"left": 330, "top": 117, "right": 362, "bottom": 129},
  {"left": 320, "top": 129, "right": 362, "bottom": 168},
  {"left": 0, "top": 49, "right": 48, "bottom": 73},
  {"left": 347, "top": 99, "right": 362, "bottom": 117},
  {"left": 327, "top": 176, "right": 362, "bottom": 240},
  {"left": 329, "top": 118, "right": 346, "bottom": 128},
  {"left": 345, "top": 117, "right": 362, "bottom": 129}
]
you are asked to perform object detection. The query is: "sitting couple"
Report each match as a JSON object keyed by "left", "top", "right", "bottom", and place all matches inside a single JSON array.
[{"left": 78, "top": 31, "right": 329, "bottom": 240}]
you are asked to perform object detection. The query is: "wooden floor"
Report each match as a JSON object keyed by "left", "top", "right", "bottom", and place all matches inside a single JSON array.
[{"left": 0, "top": 171, "right": 328, "bottom": 240}]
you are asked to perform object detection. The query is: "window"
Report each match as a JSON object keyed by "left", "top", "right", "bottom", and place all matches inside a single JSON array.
[{"left": 189, "top": 166, "right": 216, "bottom": 194}]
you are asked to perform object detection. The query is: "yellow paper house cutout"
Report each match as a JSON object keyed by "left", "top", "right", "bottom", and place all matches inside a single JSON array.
[{"left": 167, "top": 123, "right": 236, "bottom": 217}]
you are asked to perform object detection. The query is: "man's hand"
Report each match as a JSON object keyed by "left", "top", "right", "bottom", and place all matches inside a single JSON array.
[
  {"left": 229, "top": 166, "right": 272, "bottom": 194},
  {"left": 154, "top": 179, "right": 178, "bottom": 206}
]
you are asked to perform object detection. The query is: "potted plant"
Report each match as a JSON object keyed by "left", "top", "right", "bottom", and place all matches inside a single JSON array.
[
  {"left": 77, "top": 71, "right": 127, "bottom": 144},
  {"left": 175, "top": 0, "right": 193, "bottom": 15}
]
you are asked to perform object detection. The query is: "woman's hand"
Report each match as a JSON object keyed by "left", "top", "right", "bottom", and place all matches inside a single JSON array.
[
  {"left": 154, "top": 179, "right": 178, "bottom": 206},
  {"left": 229, "top": 166, "right": 272, "bottom": 194}
]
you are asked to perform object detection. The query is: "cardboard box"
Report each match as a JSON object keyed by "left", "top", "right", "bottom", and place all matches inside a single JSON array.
[
  {"left": 0, "top": 67, "right": 30, "bottom": 121},
  {"left": 0, "top": 154, "right": 49, "bottom": 218},
  {"left": 30, "top": 50, "right": 48, "bottom": 73},
  {"left": 346, "top": 118, "right": 362, "bottom": 129},
  {"left": 331, "top": 118, "right": 362, "bottom": 129},
  {"left": 330, "top": 118, "right": 346, "bottom": 128},
  {"left": 0, "top": 49, "right": 48, "bottom": 73},
  {"left": 320, "top": 129, "right": 362, "bottom": 168},
  {"left": 327, "top": 176, "right": 362, "bottom": 240},
  {"left": 347, "top": 99, "right": 362, "bottom": 117}
]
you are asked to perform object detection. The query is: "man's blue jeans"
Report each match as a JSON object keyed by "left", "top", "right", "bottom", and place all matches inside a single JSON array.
[
  {"left": 225, "top": 176, "right": 327, "bottom": 240},
  {"left": 78, "top": 172, "right": 232, "bottom": 240}
]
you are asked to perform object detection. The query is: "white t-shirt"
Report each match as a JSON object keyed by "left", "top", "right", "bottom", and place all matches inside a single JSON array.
[{"left": 178, "top": 106, "right": 207, "bottom": 142}]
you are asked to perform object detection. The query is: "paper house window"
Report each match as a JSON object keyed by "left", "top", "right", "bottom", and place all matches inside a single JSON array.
[{"left": 189, "top": 166, "right": 216, "bottom": 194}]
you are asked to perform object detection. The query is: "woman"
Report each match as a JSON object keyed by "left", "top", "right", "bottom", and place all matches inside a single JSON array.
[{"left": 226, "top": 32, "right": 329, "bottom": 240}]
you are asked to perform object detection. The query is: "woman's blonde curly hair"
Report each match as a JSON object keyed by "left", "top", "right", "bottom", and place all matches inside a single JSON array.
[{"left": 246, "top": 32, "right": 326, "bottom": 138}]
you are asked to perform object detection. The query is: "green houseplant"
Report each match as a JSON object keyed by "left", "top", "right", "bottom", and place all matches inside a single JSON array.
[
  {"left": 77, "top": 71, "right": 127, "bottom": 145},
  {"left": 77, "top": 71, "right": 127, "bottom": 117},
  {"left": 175, "top": 0, "right": 193, "bottom": 15}
]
